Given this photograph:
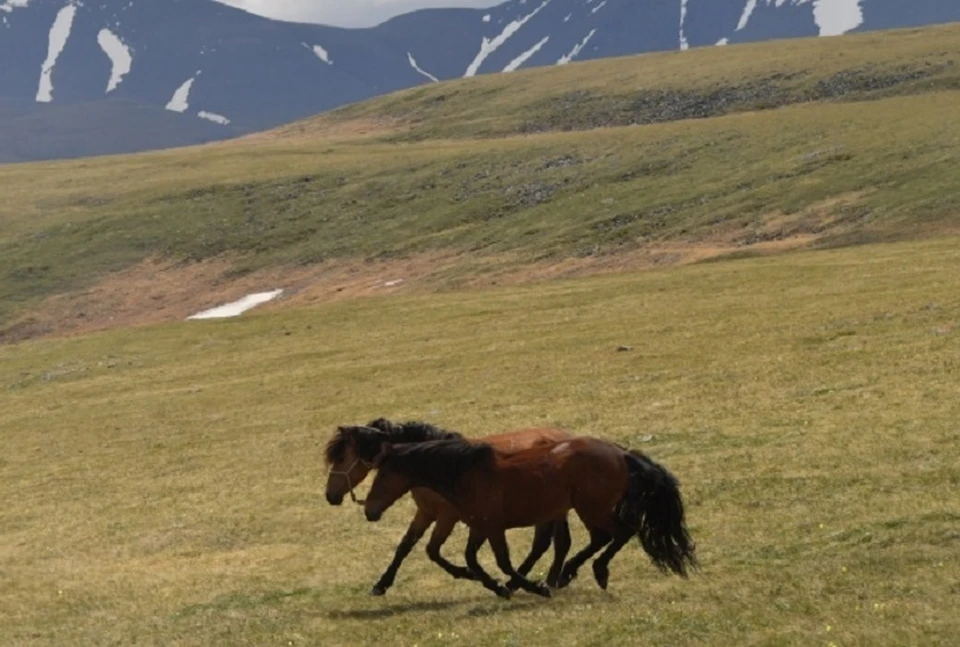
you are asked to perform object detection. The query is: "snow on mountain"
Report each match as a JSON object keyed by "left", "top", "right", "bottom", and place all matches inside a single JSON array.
[
  {"left": 1, "top": 0, "right": 958, "bottom": 163},
  {"left": 35, "top": 3, "right": 76, "bottom": 102},
  {"left": 407, "top": 52, "right": 439, "bottom": 82},
  {"left": 97, "top": 28, "right": 132, "bottom": 93},
  {"left": 465, "top": 0, "right": 554, "bottom": 78},
  {"left": 311, "top": 44, "right": 333, "bottom": 64},
  {"left": 165, "top": 73, "right": 199, "bottom": 113},
  {"left": 812, "top": 0, "right": 865, "bottom": 36}
]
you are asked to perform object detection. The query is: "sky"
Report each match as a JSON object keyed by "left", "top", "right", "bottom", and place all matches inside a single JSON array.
[{"left": 214, "top": 0, "right": 500, "bottom": 28}]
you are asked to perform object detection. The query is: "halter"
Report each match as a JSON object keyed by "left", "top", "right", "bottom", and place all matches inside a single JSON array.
[{"left": 329, "top": 456, "right": 374, "bottom": 505}]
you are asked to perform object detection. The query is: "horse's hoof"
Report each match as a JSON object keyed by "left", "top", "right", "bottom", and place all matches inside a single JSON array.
[
  {"left": 556, "top": 570, "right": 577, "bottom": 589},
  {"left": 369, "top": 585, "right": 387, "bottom": 596},
  {"left": 505, "top": 579, "right": 521, "bottom": 592},
  {"left": 592, "top": 563, "right": 609, "bottom": 591},
  {"left": 534, "top": 583, "right": 552, "bottom": 598},
  {"left": 495, "top": 585, "right": 513, "bottom": 599}
]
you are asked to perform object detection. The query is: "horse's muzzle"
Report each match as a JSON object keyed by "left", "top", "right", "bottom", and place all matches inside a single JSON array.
[
  {"left": 326, "top": 492, "right": 344, "bottom": 506},
  {"left": 365, "top": 508, "right": 382, "bottom": 522}
]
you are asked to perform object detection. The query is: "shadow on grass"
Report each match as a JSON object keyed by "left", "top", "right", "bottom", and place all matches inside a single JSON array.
[
  {"left": 327, "top": 587, "right": 597, "bottom": 619},
  {"left": 326, "top": 598, "right": 471, "bottom": 619}
]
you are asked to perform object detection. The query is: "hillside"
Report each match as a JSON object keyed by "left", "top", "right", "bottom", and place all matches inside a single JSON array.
[{"left": 2, "top": 23, "right": 960, "bottom": 342}]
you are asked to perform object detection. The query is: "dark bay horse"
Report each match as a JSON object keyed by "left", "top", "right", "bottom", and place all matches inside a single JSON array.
[
  {"left": 324, "top": 419, "right": 573, "bottom": 595},
  {"left": 364, "top": 436, "right": 697, "bottom": 599}
]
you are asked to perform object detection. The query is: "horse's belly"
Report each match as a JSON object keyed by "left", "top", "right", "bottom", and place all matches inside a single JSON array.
[{"left": 500, "top": 484, "right": 569, "bottom": 529}]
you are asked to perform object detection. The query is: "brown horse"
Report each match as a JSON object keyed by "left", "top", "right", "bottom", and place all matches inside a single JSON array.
[
  {"left": 364, "top": 436, "right": 697, "bottom": 599},
  {"left": 324, "top": 419, "right": 573, "bottom": 595}
]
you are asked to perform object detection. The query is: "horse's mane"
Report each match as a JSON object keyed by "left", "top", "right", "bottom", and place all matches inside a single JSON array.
[
  {"left": 379, "top": 438, "right": 495, "bottom": 496},
  {"left": 324, "top": 418, "right": 463, "bottom": 466}
]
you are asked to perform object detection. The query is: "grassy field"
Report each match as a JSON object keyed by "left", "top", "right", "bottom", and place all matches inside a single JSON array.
[
  {"left": 2, "top": 24, "right": 960, "bottom": 338},
  {"left": 2, "top": 235, "right": 958, "bottom": 645}
]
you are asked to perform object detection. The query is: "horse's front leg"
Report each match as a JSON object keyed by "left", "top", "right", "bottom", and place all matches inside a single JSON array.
[
  {"left": 513, "top": 522, "right": 555, "bottom": 582},
  {"left": 489, "top": 531, "right": 551, "bottom": 598},
  {"left": 370, "top": 507, "right": 434, "bottom": 596},
  {"left": 425, "top": 512, "right": 477, "bottom": 581},
  {"left": 464, "top": 529, "right": 511, "bottom": 599}
]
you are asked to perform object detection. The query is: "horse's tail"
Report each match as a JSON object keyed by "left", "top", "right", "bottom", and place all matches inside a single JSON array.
[{"left": 616, "top": 450, "right": 698, "bottom": 577}]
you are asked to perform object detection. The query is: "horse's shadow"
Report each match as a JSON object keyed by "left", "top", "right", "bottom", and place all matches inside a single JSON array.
[
  {"left": 327, "top": 589, "right": 611, "bottom": 620},
  {"left": 325, "top": 597, "right": 477, "bottom": 620}
]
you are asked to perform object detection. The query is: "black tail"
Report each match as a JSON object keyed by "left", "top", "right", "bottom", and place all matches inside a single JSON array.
[{"left": 616, "top": 451, "right": 698, "bottom": 577}]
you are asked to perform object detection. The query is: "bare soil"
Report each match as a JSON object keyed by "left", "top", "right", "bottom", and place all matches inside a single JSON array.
[{"left": 1, "top": 235, "right": 822, "bottom": 345}]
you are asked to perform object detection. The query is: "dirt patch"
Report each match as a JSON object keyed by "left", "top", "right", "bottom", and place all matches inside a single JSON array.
[{"left": 1, "top": 237, "right": 830, "bottom": 344}]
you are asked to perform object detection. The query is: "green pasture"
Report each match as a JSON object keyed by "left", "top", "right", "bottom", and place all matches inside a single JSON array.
[{"left": 2, "top": 236, "right": 958, "bottom": 645}]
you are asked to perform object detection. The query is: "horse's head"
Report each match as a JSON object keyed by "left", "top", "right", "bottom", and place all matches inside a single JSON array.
[
  {"left": 363, "top": 444, "right": 414, "bottom": 522},
  {"left": 324, "top": 425, "right": 389, "bottom": 505}
]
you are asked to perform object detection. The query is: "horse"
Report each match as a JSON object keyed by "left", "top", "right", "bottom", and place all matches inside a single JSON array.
[
  {"left": 324, "top": 419, "right": 574, "bottom": 595},
  {"left": 363, "top": 436, "right": 697, "bottom": 599}
]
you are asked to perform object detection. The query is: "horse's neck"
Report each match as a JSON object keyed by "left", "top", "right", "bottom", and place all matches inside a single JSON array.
[{"left": 393, "top": 424, "right": 460, "bottom": 444}]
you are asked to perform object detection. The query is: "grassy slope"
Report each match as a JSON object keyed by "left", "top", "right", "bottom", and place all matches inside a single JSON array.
[
  {"left": 2, "top": 24, "right": 960, "bottom": 335},
  {"left": 1, "top": 236, "right": 958, "bottom": 645}
]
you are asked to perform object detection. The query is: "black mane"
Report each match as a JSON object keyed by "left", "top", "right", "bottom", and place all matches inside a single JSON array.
[
  {"left": 379, "top": 438, "right": 495, "bottom": 499},
  {"left": 324, "top": 418, "right": 463, "bottom": 466}
]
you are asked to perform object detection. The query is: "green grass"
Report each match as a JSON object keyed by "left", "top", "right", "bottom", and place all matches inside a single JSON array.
[
  {"left": 2, "top": 25, "right": 960, "bottom": 335},
  {"left": 313, "top": 23, "right": 960, "bottom": 141},
  {"left": 2, "top": 236, "right": 958, "bottom": 645}
]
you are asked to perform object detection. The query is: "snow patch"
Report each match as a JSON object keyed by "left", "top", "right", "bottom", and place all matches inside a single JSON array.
[
  {"left": 312, "top": 44, "right": 333, "bottom": 64},
  {"left": 36, "top": 4, "right": 77, "bottom": 103},
  {"left": 591, "top": 0, "right": 607, "bottom": 14},
  {"left": 679, "top": 0, "right": 689, "bottom": 50},
  {"left": 187, "top": 290, "right": 283, "bottom": 320},
  {"left": 482, "top": 13, "right": 490, "bottom": 22},
  {"left": 198, "top": 110, "right": 230, "bottom": 125},
  {"left": 563, "top": 13, "right": 571, "bottom": 22},
  {"left": 97, "top": 28, "right": 132, "bottom": 94},
  {"left": 716, "top": 37, "right": 729, "bottom": 46},
  {"left": 464, "top": 0, "right": 552, "bottom": 77},
  {"left": 407, "top": 52, "right": 439, "bottom": 82},
  {"left": 504, "top": 36, "right": 549, "bottom": 72},
  {"left": 165, "top": 72, "right": 199, "bottom": 113},
  {"left": 812, "top": 0, "right": 862, "bottom": 36},
  {"left": 557, "top": 28, "right": 596, "bottom": 65},
  {"left": 735, "top": 0, "right": 758, "bottom": 30},
  {"left": 0, "top": 0, "right": 32, "bottom": 13},
  {"left": 735, "top": 0, "right": 862, "bottom": 37}
]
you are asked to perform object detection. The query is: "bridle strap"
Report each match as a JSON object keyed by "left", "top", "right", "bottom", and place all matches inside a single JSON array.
[{"left": 329, "top": 457, "right": 374, "bottom": 505}]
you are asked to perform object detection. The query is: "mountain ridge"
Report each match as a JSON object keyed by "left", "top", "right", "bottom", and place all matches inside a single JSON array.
[{"left": 1, "top": 0, "right": 959, "bottom": 162}]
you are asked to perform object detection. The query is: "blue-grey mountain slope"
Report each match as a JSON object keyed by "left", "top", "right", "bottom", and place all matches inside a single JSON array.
[{"left": 1, "top": 0, "right": 958, "bottom": 162}]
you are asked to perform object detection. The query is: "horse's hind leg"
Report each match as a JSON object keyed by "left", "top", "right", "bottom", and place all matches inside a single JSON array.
[
  {"left": 590, "top": 530, "right": 632, "bottom": 591},
  {"left": 557, "top": 526, "right": 612, "bottom": 589},
  {"left": 425, "top": 512, "right": 477, "bottom": 581},
  {"left": 370, "top": 507, "right": 433, "bottom": 596},
  {"left": 489, "top": 532, "right": 551, "bottom": 598},
  {"left": 514, "top": 522, "right": 554, "bottom": 581},
  {"left": 464, "top": 529, "right": 511, "bottom": 599},
  {"left": 546, "top": 518, "right": 571, "bottom": 588}
]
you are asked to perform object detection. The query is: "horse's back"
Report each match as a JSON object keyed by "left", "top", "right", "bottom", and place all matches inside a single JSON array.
[{"left": 475, "top": 427, "right": 573, "bottom": 453}]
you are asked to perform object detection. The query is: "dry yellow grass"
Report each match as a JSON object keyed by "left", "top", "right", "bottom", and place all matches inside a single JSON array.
[{"left": 1, "top": 235, "right": 958, "bottom": 645}]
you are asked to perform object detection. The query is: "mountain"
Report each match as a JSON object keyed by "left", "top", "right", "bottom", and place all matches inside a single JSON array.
[{"left": 1, "top": 0, "right": 958, "bottom": 163}]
